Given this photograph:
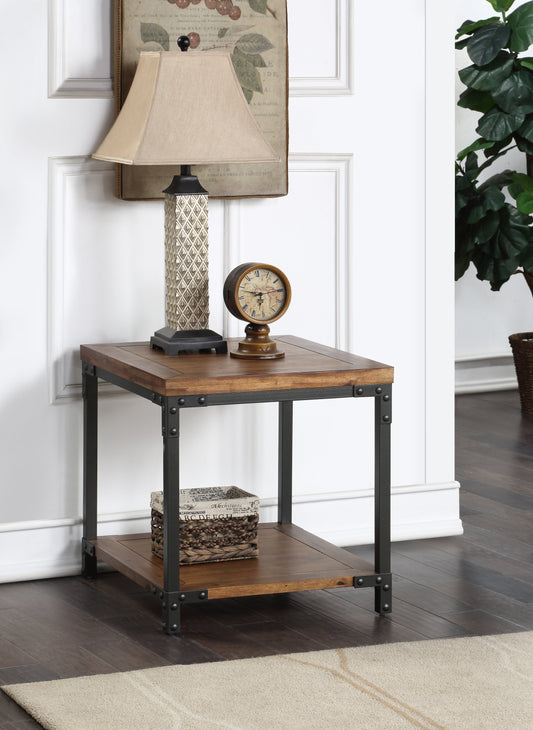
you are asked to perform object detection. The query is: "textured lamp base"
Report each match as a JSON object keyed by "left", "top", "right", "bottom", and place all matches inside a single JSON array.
[
  {"left": 151, "top": 327, "right": 227, "bottom": 355},
  {"left": 155, "top": 170, "right": 224, "bottom": 355},
  {"left": 164, "top": 192, "right": 210, "bottom": 332}
]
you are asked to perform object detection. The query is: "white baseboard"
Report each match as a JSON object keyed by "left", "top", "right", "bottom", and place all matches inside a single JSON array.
[
  {"left": 455, "top": 354, "right": 517, "bottom": 394},
  {"left": 263, "top": 481, "right": 463, "bottom": 546},
  {"left": 0, "top": 482, "right": 462, "bottom": 583}
]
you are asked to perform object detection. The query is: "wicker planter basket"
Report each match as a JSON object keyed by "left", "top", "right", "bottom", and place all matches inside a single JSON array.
[
  {"left": 150, "top": 486, "right": 259, "bottom": 565},
  {"left": 509, "top": 332, "right": 533, "bottom": 414}
]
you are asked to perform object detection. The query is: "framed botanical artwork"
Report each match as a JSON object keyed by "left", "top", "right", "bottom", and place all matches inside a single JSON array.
[{"left": 113, "top": 0, "right": 288, "bottom": 200}]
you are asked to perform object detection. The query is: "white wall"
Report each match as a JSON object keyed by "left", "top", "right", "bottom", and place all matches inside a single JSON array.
[
  {"left": 0, "top": 1, "right": 460, "bottom": 583},
  {"left": 455, "top": 0, "right": 533, "bottom": 393}
]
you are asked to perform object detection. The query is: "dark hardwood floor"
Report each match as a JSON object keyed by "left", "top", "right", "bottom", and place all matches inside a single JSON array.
[{"left": 1, "top": 390, "right": 532, "bottom": 728}]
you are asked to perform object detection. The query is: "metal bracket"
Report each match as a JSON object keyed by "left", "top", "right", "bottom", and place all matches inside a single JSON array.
[
  {"left": 81, "top": 363, "right": 96, "bottom": 399},
  {"left": 354, "top": 384, "right": 392, "bottom": 424},
  {"left": 161, "top": 398, "right": 181, "bottom": 438},
  {"left": 353, "top": 573, "right": 392, "bottom": 589},
  {"left": 167, "top": 395, "right": 209, "bottom": 409},
  {"left": 82, "top": 362, "right": 96, "bottom": 377},
  {"left": 152, "top": 586, "right": 208, "bottom": 604},
  {"left": 81, "top": 538, "right": 95, "bottom": 557}
]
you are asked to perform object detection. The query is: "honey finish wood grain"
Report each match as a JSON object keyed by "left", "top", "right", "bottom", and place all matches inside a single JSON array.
[
  {"left": 80, "top": 337, "right": 394, "bottom": 396},
  {"left": 91, "top": 524, "right": 375, "bottom": 600}
]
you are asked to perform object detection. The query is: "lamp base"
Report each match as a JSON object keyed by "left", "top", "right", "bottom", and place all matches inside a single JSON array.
[{"left": 150, "top": 327, "right": 227, "bottom": 355}]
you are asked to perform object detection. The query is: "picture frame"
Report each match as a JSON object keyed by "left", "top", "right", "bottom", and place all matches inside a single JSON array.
[{"left": 113, "top": 0, "right": 288, "bottom": 200}]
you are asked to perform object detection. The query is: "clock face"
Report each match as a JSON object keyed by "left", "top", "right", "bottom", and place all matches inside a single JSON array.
[
  {"left": 238, "top": 267, "right": 288, "bottom": 322},
  {"left": 224, "top": 263, "right": 291, "bottom": 324}
]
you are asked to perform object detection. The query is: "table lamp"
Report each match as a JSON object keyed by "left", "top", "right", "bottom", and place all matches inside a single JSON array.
[{"left": 92, "top": 36, "right": 279, "bottom": 354}]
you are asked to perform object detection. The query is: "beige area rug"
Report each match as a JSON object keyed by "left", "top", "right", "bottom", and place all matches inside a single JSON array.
[{"left": 3, "top": 632, "right": 532, "bottom": 729}]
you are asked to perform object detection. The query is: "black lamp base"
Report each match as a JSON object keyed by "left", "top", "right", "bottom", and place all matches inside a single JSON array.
[{"left": 150, "top": 327, "right": 227, "bottom": 355}]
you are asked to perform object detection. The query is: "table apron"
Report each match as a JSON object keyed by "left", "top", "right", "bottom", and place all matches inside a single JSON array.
[{"left": 82, "top": 364, "right": 390, "bottom": 406}]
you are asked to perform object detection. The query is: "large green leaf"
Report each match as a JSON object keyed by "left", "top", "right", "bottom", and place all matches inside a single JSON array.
[
  {"left": 456, "top": 187, "right": 474, "bottom": 214},
  {"left": 455, "top": 173, "right": 473, "bottom": 191},
  {"left": 491, "top": 69, "right": 533, "bottom": 112},
  {"left": 513, "top": 172, "right": 533, "bottom": 193},
  {"left": 515, "top": 132, "right": 533, "bottom": 152},
  {"left": 455, "top": 174, "right": 477, "bottom": 215},
  {"left": 481, "top": 135, "right": 514, "bottom": 158},
  {"left": 508, "top": 1, "right": 533, "bottom": 51},
  {"left": 519, "top": 245, "right": 533, "bottom": 270},
  {"left": 457, "top": 138, "right": 496, "bottom": 161},
  {"left": 457, "top": 87, "right": 494, "bottom": 113},
  {"left": 473, "top": 209, "right": 501, "bottom": 242},
  {"left": 474, "top": 251, "right": 518, "bottom": 289},
  {"left": 467, "top": 185, "right": 506, "bottom": 223},
  {"left": 519, "top": 56, "right": 533, "bottom": 70},
  {"left": 478, "top": 169, "right": 515, "bottom": 191},
  {"left": 477, "top": 106, "right": 525, "bottom": 139},
  {"left": 459, "top": 52, "right": 514, "bottom": 91},
  {"left": 455, "top": 245, "right": 475, "bottom": 280},
  {"left": 517, "top": 115, "right": 533, "bottom": 142},
  {"left": 455, "top": 249, "right": 473, "bottom": 281},
  {"left": 516, "top": 191, "right": 533, "bottom": 213},
  {"left": 456, "top": 17, "right": 501, "bottom": 39},
  {"left": 465, "top": 150, "right": 480, "bottom": 181},
  {"left": 509, "top": 173, "right": 533, "bottom": 215},
  {"left": 473, "top": 205, "right": 531, "bottom": 289},
  {"left": 467, "top": 23, "right": 510, "bottom": 66},
  {"left": 486, "top": 0, "right": 516, "bottom": 11}
]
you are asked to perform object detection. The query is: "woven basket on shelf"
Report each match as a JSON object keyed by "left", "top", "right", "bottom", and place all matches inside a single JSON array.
[
  {"left": 150, "top": 486, "right": 259, "bottom": 565},
  {"left": 509, "top": 332, "right": 533, "bottom": 414}
]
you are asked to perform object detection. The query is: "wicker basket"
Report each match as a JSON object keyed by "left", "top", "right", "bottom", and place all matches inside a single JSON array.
[
  {"left": 150, "top": 486, "right": 259, "bottom": 565},
  {"left": 509, "top": 332, "right": 533, "bottom": 414}
]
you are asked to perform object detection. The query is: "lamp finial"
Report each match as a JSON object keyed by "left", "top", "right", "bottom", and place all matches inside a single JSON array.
[{"left": 177, "top": 36, "right": 190, "bottom": 52}]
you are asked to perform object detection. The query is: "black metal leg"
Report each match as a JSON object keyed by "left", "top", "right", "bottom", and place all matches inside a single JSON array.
[
  {"left": 161, "top": 397, "right": 181, "bottom": 635},
  {"left": 278, "top": 400, "right": 293, "bottom": 524},
  {"left": 82, "top": 365, "right": 98, "bottom": 578},
  {"left": 374, "top": 385, "right": 392, "bottom": 614}
]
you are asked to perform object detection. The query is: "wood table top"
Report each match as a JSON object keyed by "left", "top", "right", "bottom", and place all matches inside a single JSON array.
[{"left": 80, "top": 335, "right": 393, "bottom": 396}]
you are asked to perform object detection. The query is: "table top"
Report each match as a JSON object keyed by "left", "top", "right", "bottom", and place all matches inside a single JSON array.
[{"left": 80, "top": 336, "right": 393, "bottom": 397}]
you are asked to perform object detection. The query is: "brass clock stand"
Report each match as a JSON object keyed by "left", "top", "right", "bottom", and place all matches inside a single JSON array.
[{"left": 230, "top": 323, "right": 285, "bottom": 359}]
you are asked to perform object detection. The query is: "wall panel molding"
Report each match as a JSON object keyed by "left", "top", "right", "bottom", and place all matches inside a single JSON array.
[
  {"left": 48, "top": 0, "right": 112, "bottom": 98},
  {"left": 289, "top": 0, "right": 352, "bottom": 96},
  {"left": 47, "top": 156, "right": 115, "bottom": 403},
  {"left": 223, "top": 154, "right": 353, "bottom": 350},
  {"left": 287, "top": 154, "right": 353, "bottom": 351}
]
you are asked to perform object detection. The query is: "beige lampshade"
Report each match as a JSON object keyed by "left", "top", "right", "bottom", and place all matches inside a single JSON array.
[{"left": 92, "top": 50, "right": 279, "bottom": 166}]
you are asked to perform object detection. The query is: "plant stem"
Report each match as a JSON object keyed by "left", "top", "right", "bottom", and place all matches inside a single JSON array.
[{"left": 477, "top": 145, "right": 518, "bottom": 174}]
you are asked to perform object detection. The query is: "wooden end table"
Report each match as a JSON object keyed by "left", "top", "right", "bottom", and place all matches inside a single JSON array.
[{"left": 80, "top": 336, "right": 393, "bottom": 635}]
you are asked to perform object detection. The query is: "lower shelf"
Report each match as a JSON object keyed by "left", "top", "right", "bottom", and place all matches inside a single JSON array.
[{"left": 91, "top": 522, "right": 376, "bottom": 600}]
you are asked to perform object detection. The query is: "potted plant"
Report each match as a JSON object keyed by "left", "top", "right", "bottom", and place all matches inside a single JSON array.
[{"left": 455, "top": 0, "right": 533, "bottom": 412}]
